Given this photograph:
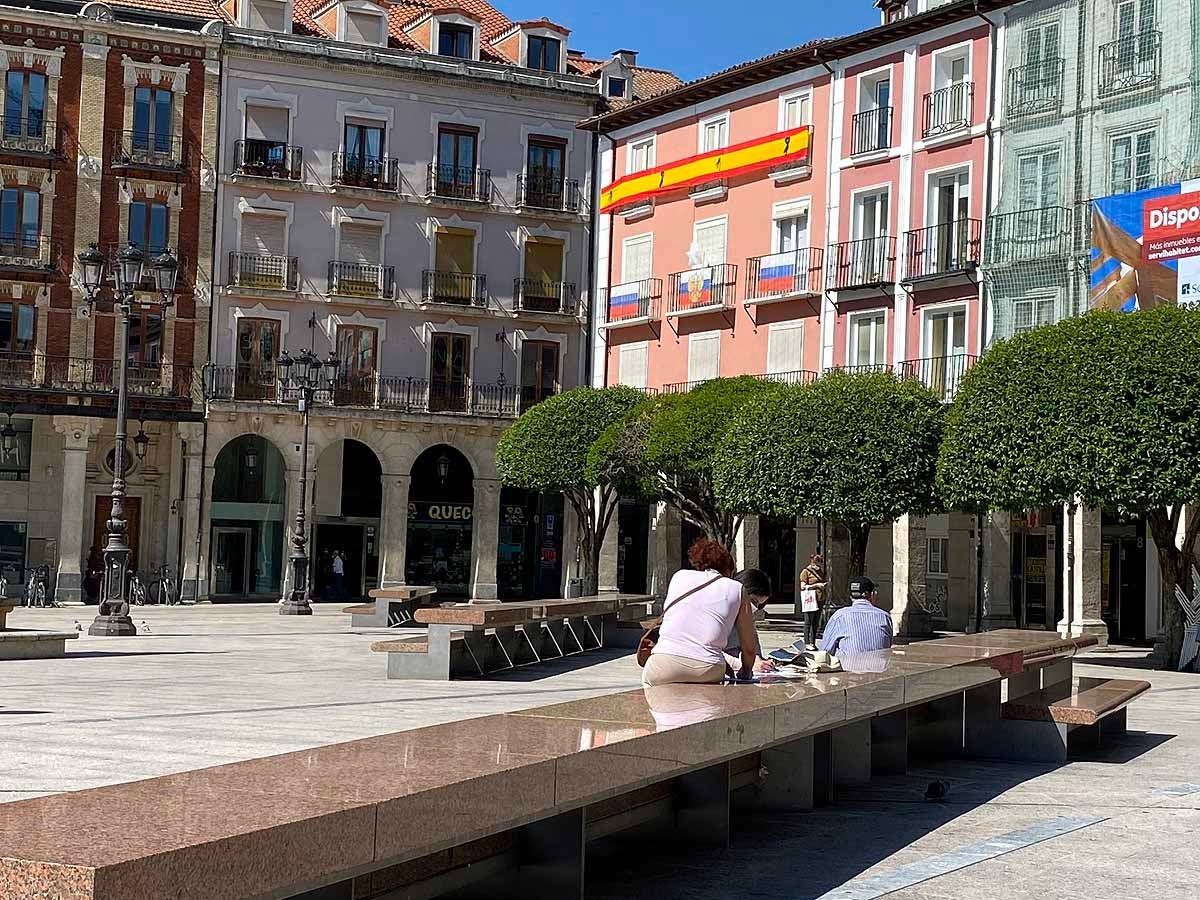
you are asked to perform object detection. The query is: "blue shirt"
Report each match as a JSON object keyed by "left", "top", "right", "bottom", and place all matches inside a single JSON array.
[{"left": 818, "top": 599, "right": 893, "bottom": 656}]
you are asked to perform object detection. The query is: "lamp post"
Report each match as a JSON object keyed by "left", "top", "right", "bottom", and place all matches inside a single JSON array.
[
  {"left": 76, "top": 241, "right": 178, "bottom": 636},
  {"left": 277, "top": 347, "right": 338, "bottom": 615}
]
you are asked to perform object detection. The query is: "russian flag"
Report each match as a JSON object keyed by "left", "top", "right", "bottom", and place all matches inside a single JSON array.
[
  {"left": 677, "top": 267, "right": 713, "bottom": 309},
  {"left": 608, "top": 283, "right": 644, "bottom": 321},
  {"left": 757, "top": 251, "right": 798, "bottom": 295}
]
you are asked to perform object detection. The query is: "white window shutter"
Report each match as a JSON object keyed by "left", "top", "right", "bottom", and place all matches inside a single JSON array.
[
  {"left": 245, "top": 104, "right": 289, "bottom": 142},
  {"left": 622, "top": 237, "right": 652, "bottom": 283},
  {"left": 340, "top": 223, "right": 381, "bottom": 264},
  {"left": 694, "top": 220, "right": 726, "bottom": 266},
  {"left": 687, "top": 332, "right": 720, "bottom": 382},
  {"left": 766, "top": 321, "right": 803, "bottom": 375},
  {"left": 619, "top": 343, "right": 648, "bottom": 388},
  {"left": 240, "top": 213, "right": 287, "bottom": 256}
]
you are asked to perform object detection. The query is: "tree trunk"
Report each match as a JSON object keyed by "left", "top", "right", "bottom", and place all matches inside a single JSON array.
[
  {"left": 1146, "top": 507, "right": 1198, "bottom": 669},
  {"left": 848, "top": 522, "right": 871, "bottom": 577}
]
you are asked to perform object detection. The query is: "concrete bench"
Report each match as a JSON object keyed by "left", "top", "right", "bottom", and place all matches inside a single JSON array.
[
  {"left": 0, "top": 630, "right": 1114, "bottom": 900},
  {"left": 371, "top": 594, "right": 655, "bottom": 680},
  {"left": 346, "top": 585, "right": 438, "bottom": 628},
  {"left": 997, "top": 675, "right": 1150, "bottom": 760},
  {"left": 0, "top": 602, "right": 79, "bottom": 660}
]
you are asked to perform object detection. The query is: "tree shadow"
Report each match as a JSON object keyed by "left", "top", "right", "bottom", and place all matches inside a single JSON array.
[{"left": 63, "top": 650, "right": 230, "bottom": 659}]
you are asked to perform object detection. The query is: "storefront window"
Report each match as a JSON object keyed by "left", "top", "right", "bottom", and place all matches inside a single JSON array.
[
  {"left": 498, "top": 488, "right": 564, "bottom": 600},
  {"left": 211, "top": 435, "right": 285, "bottom": 596},
  {"left": 0, "top": 416, "right": 32, "bottom": 481},
  {"left": 406, "top": 445, "right": 474, "bottom": 598}
]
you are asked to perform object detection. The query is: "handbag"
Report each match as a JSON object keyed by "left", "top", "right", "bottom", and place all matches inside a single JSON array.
[
  {"left": 636, "top": 575, "right": 722, "bottom": 667},
  {"left": 801, "top": 588, "right": 819, "bottom": 613}
]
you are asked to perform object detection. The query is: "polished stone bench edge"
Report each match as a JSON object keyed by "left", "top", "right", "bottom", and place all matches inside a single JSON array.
[{"left": 0, "top": 629, "right": 79, "bottom": 641}]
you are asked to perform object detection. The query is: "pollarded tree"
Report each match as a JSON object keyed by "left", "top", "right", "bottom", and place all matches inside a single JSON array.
[
  {"left": 938, "top": 306, "right": 1200, "bottom": 665},
  {"left": 713, "top": 371, "right": 945, "bottom": 574},
  {"left": 496, "top": 385, "right": 648, "bottom": 594}
]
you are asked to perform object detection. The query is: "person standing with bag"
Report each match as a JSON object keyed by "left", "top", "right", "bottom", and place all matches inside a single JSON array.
[
  {"left": 640, "top": 538, "right": 757, "bottom": 686},
  {"left": 798, "top": 553, "right": 828, "bottom": 651}
]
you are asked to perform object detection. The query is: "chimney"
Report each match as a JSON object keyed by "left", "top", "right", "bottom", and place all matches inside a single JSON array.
[
  {"left": 612, "top": 48, "right": 638, "bottom": 67},
  {"left": 567, "top": 48, "right": 584, "bottom": 58}
]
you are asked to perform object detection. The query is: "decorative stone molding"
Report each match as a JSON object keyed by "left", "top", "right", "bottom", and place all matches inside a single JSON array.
[
  {"left": 121, "top": 54, "right": 188, "bottom": 94},
  {"left": 53, "top": 415, "right": 104, "bottom": 451},
  {"left": 0, "top": 40, "right": 66, "bottom": 77}
]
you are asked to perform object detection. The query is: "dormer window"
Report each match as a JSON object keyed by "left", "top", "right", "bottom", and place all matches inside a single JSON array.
[
  {"left": 342, "top": 7, "right": 385, "bottom": 45},
  {"left": 527, "top": 34, "right": 561, "bottom": 72},
  {"left": 438, "top": 23, "right": 474, "bottom": 58},
  {"left": 244, "top": 0, "right": 288, "bottom": 32},
  {"left": 607, "top": 76, "right": 628, "bottom": 99}
]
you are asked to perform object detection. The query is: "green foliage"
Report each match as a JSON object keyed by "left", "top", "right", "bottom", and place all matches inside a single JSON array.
[{"left": 713, "top": 371, "right": 945, "bottom": 526}]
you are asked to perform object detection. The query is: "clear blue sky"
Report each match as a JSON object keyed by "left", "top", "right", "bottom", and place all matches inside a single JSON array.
[{"left": 500, "top": 1, "right": 880, "bottom": 81}]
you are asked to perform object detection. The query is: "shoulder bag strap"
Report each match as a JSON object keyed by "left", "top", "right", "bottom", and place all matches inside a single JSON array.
[{"left": 662, "top": 574, "right": 723, "bottom": 615}]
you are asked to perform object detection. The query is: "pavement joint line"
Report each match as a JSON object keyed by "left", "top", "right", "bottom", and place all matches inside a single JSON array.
[{"left": 810, "top": 815, "right": 1108, "bottom": 900}]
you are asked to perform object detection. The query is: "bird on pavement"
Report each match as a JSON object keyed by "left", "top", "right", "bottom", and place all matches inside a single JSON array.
[{"left": 924, "top": 779, "right": 948, "bottom": 802}]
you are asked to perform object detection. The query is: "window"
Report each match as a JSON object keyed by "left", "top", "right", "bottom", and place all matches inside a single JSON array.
[
  {"left": 766, "top": 321, "right": 803, "bottom": 376},
  {"left": 925, "top": 307, "right": 967, "bottom": 358},
  {"left": 780, "top": 90, "right": 811, "bottom": 130},
  {"left": 520, "top": 340, "right": 559, "bottom": 411},
  {"left": 853, "top": 190, "right": 889, "bottom": 242},
  {"left": 340, "top": 222, "right": 382, "bottom": 265},
  {"left": 928, "top": 537, "right": 950, "bottom": 575},
  {"left": 927, "top": 171, "right": 971, "bottom": 272},
  {"left": 607, "top": 76, "right": 627, "bottom": 99},
  {"left": 527, "top": 137, "right": 565, "bottom": 183},
  {"left": 240, "top": 213, "right": 287, "bottom": 258},
  {"left": 522, "top": 238, "right": 565, "bottom": 310},
  {"left": 618, "top": 342, "right": 648, "bottom": 388},
  {"left": 344, "top": 120, "right": 384, "bottom": 169},
  {"left": 772, "top": 202, "right": 810, "bottom": 253},
  {"left": 0, "top": 428, "right": 31, "bottom": 483},
  {"left": 438, "top": 23, "right": 474, "bottom": 59},
  {"left": 436, "top": 125, "right": 478, "bottom": 195},
  {"left": 693, "top": 218, "right": 727, "bottom": 266},
  {"left": 622, "top": 234, "right": 652, "bottom": 284},
  {"left": 1024, "top": 21, "right": 1061, "bottom": 74},
  {"left": 0, "top": 187, "right": 40, "bottom": 253},
  {"left": 1111, "top": 128, "right": 1157, "bottom": 194},
  {"left": 627, "top": 136, "right": 655, "bottom": 174},
  {"left": 855, "top": 73, "right": 892, "bottom": 153},
  {"left": 4, "top": 70, "right": 46, "bottom": 136},
  {"left": 1116, "top": 0, "right": 1156, "bottom": 42},
  {"left": 429, "top": 331, "right": 470, "bottom": 412},
  {"left": 527, "top": 35, "right": 561, "bottom": 72},
  {"left": 235, "top": 318, "right": 280, "bottom": 399},
  {"left": 0, "top": 300, "right": 35, "bottom": 359},
  {"left": 244, "top": 104, "right": 289, "bottom": 144},
  {"left": 246, "top": 0, "right": 286, "bottom": 32},
  {"left": 687, "top": 331, "right": 720, "bottom": 383},
  {"left": 236, "top": 212, "right": 289, "bottom": 288},
  {"left": 127, "top": 311, "right": 162, "bottom": 365},
  {"left": 342, "top": 10, "right": 383, "bottom": 44},
  {"left": 128, "top": 200, "right": 169, "bottom": 253},
  {"left": 699, "top": 113, "right": 729, "bottom": 153},
  {"left": 850, "top": 312, "right": 887, "bottom": 367},
  {"left": 336, "top": 325, "right": 377, "bottom": 404},
  {"left": 1016, "top": 149, "right": 1061, "bottom": 243},
  {"left": 132, "top": 86, "right": 172, "bottom": 153},
  {"left": 1012, "top": 296, "right": 1056, "bottom": 333},
  {"left": 432, "top": 227, "right": 476, "bottom": 303},
  {"left": 930, "top": 49, "right": 970, "bottom": 131}
]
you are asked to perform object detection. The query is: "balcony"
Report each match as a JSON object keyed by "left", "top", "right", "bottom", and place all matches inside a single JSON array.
[
  {"left": 0, "top": 235, "right": 57, "bottom": 272},
  {"left": 518, "top": 170, "right": 581, "bottom": 212},
  {"left": 662, "top": 369, "right": 819, "bottom": 394},
  {"left": 0, "top": 116, "right": 56, "bottom": 155},
  {"left": 234, "top": 139, "right": 303, "bottom": 180},
  {"left": 332, "top": 153, "right": 400, "bottom": 191},
  {"left": 666, "top": 263, "right": 738, "bottom": 317},
  {"left": 602, "top": 278, "right": 662, "bottom": 327},
  {"left": 327, "top": 261, "right": 395, "bottom": 299},
  {"left": 422, "top": 270, "right": 487, "bottom": 307},
  {"left": 830, "top": 363, "right": 893, "bottom": 376},
  {"left": 110, "top": 129, "right": 183, "bottom": 170},
  {"left": 745, "top": 247, "right": 824, "bottom": 303},
  {"left": 828, "top": 236, "right": 896, "bottom": 290},
  {"left": 983, "top": 207, "right": 1074, "bottom": 266},
  {"left": 899, "top": 354, "right": 977, "bottom": 402},
  {"left": 228, "top": 252, "right": 299, "bottom": 292},
  {"left": 1098, "top": 31, "right": 1162, "bottom": 97},
  {"left": 922, "top": 83, "right": 973, "bottom": 138},
  {"left": 1006, "top": 59, "right": 1064, "bottom": 118},
  {"left": 427, "top": 163, "right": 492, "bottom": 203},
  {"left": 851, "top": 107, "right": 893, "bottom": 156},
  {"left": 513, "top": 278, "right": 578, "bottom": 315},
  {"left": 0, "top": 355, "right": 199, "bottom": 403},
  {"left": 904, "top": 219, "right": 981, "bottom": 282}
]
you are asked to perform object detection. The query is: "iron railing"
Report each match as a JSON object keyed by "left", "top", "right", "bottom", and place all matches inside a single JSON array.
[
  {"left": 0, "top": 116, "right": 55, "bottom": 154},
  {"left": 110, "top": 129, "right": 183, "bottom": 169},
  {"left": 0, "top": 355, "right": 199, "bottom": 401},
  {"left": 327, "top": 260, "right": 395, "bottom": 299},
  {"left": 332, "top": 153, "right": 400, "bottom": 191},
  {"left": 662, "top": 369, "right": 819, "bottom": 394},
  {"left": 667, "top": 263, "right": 738, "bottom": 315},
  {"left": 228, "top": 252, "right": 299, "bottom": 291},
  {"left": 0, "top": 234, "right": 56, "bottom": 271},
  {"left": 234, "top": 139, "right": 303, "bottom": 180},
  {"left": 983, "top": 207, "right": 1074, "bottom": 265},
  {"left": 745, "top": 247, "right": 824, "bottom": 301},
  {"left": 1006, "top": 59, "right": 1064, "bottom": 117},
  {"left": 603, "top": 278, "right": 662, "bottom": 325},
  {"left": 851, "top": 106, "right": 893, "bottom": 155},
  {"left": 828, "top": 236, "right": 896, "bottom": 289},
  {"left": 904, "top": 219, "right": 982, "bottom": 280},
  {"left": 422, "top": 270, "right": 487, "bottom": 306},
  {"left": 428, "top": 163, "right": 492, "bottom": 202},
  {"left": 518, "top": 170, "right": 581, "bottom": 212},
  {"left": 898, "top": 354, "right": 977, "bottom": 402},
  {"left": 1098, "top": 31, "right": 1162, "bottom": 97},
  {"left": 922, "top": 83, "right": 972, "bottom": 137},
  {"left": 829, "top": 363, "right": 894, "bottom": 376},
  {"left": 513, "top": 278, "right": 578, "bottom": 314}
]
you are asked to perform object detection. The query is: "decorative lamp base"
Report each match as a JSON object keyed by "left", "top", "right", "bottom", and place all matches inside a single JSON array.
[
  {"left": 88, "top": 614, "right": 137, "bottom": 636},
  {"left": 279, "top": 598, "right": 313, "bottom": 616}
]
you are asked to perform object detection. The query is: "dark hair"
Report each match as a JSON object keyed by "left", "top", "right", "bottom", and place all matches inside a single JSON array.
[
  {"left": 735, "top": 568, "right": 772, "bottom": 599},
  {"left": 687, "top": 538, "right": 736, "bottom": 577},
  {"left": 810, "top": 553, "right": 824, "bottom": 566}
]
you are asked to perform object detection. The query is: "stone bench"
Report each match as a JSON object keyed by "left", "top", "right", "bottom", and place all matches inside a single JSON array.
[
  {"left": 0, "top": 602, "right": 79, "bottom": 660},
  {"left": 371, "top": 594, "right": 655, "bottom": 680},
  {"left": 346, "top": 585, "right": 438, "bottom": 628},
  {"left": 996, "top": 675, "right": 1150, "bottom": 760},
  {"left": 0, "top": 630, "right": 1114, "bottom": 900}
]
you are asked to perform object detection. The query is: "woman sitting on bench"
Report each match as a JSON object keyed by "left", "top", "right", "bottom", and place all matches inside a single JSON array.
[{"left": 642, "top": 538, "right": 758, "bottom": 686}]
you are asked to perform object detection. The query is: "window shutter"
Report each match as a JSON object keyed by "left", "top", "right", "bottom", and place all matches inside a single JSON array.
[
  {"left": 244, "top": 104, "right": 289, "bottom": 142},
  {"left": 524, "top": 239, "right": 564, "bottom": 283},
  {"left": 687, "top": 331, "right": 720, "bottom": 383},
  {"left": 766, "top": 321, "right": 803, "bottom": 375},
  {"left": 247, "top": 0, "right": 286, "bottom": 32},
  {"left": 240, "top": 213, "right": 287, "bottom": 257},
  {"left": 434, "top": 229, "right": 475, "bottom": 274},
  {"left": 345, "top": 11, "right": 381, "bottom": 44},
  {"left": 619, "top": 343, "right": 648, "bottom": 388},
  {"left": 339, "top": 223, "right": 381, "bottom": 264},
  {"left": 694, "top": 220, "right": 726, "bottom": 266},
  {"left": 622, "top": 238, "right": 652, "bottom": 283}
]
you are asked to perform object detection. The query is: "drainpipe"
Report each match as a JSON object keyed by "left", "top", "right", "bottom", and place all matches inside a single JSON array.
[{"left": 584, "top": 126, "right": 600, "bottom": 388}]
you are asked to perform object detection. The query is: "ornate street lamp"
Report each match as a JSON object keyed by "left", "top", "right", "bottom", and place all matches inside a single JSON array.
[
  {"left": 244, "top": 440, "right": 259, "bottom": 475},
  {"left": 76, "top": 241, "right": 178, "bottom": 636},
  {"left": 0, "top": 413, "right": 16, "bottom": 457},
  {"left": 276, "top": 347, "right": 338, "bottom": 615},
  {"left": 133, "top": 422, "right": 149, "bottom": 462}
]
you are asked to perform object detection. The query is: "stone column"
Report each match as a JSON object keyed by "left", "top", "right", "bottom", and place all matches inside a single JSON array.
[
  {"left": 378, "top": 473, "right": 411, "bottom": 588},
  {"left": 891, "top": 514, "right": 928, "bottom": 637},
  {"left": 650, "top": 502, "right": 681, "bottom": 600},
  {"left": 735, "top": 516, "right": 760, "bottom": 571},
  {"left": 176, "top": 423, "right": 205, "bottom": 602},
  {"left": 982, "top": 510, "right": 1015, "bottom": 629},
  {"left": 598, "top": 500, "right": 620, "bottom": 592},
  {"left": 1060, "top": 502, "right": 1108, "bottom": 644},
  {"left": 946, "top": 513, "right": 975, "bottom": 631},
  {"left": 470, "top": 478, "right": 500, "bottom": 601},
  {"left": 52, "top": 416, "right": 103, "bottom": 603}
]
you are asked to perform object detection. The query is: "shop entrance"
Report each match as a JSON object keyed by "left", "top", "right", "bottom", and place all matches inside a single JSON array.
[
  {"left": 617, "top": 501, "right": 649, "bottom": 595},
  {"left": 212, "top": 526, "right": 252, "bottom": 595},
  {"left": 1011, "top": 524, "right": 1050, "bottom": 629},
  {"left": 406, "top": 445, "right": 474, "bottom": 598},
  {"left": 759, "top": 516, "right": 797, "bottom": 602},
  {"left": 312, "top": 440, "right": 381, "bottom": 602},
  {"left": 1102, "top": 512, "right": 1147, "bottom": 643},
  {"left": 498, "top": 488, "right": 564, "bottom": 599},
  {"left": 210, "top": 435, "right": 286, "bottom": 598}
]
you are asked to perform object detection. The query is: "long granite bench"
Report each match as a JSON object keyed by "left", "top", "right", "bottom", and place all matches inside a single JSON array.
[
  {"left": 345, "top": 586, "right": 438, "bottom": 628},
  {"left": 997, "top": 675, "right": 1150, "bottom": 760},
  {"left": 371, "top": 594, "right": 655, "bottom": 680},
  {"left": 0, "top": 630, "right": 1127, "bottom": 900},
  {"left": 0, "top": 602, "right": 79, "bottom": 660}
]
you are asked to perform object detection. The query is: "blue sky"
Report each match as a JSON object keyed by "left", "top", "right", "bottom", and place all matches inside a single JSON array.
[{"left": 499, "top": 1, "right": 880, "bottom": 81}]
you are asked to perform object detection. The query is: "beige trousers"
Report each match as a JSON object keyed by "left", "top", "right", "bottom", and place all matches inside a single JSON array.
[{"left": 642, "top": 652, "right": 727, "bottom": 687}]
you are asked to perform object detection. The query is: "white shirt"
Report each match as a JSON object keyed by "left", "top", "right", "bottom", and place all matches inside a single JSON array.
[
  {"left": 332, "top": 556, "right": 345, "bottom": 575},
  {"left": 653, "top": 569, "right": 744, "bottom": 666}
]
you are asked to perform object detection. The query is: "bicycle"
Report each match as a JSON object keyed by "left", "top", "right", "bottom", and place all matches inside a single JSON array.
[
  {"left": 148, "top": 565, "right": 177, "bottom": 606},
  {"left": 23, "top": 566, "right": 54, "bottom": 608},
  {"left": 128, "top": 570, "right": 147, "bottom": 606}
]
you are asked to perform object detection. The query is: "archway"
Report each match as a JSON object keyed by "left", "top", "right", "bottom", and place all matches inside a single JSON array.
[
  {"left": 312, "top": 439, "right": 383, "bottom": 601},
  {"left": 406, "top": 444, "right": 474, "bottom": 597},
  {"left": 210, "top": 435, "right": 286, "bottom": 597}
]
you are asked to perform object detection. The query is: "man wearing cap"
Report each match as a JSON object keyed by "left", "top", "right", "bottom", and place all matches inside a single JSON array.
[{"left": 818, "top": 576, "right": 893, "bottom": 656}]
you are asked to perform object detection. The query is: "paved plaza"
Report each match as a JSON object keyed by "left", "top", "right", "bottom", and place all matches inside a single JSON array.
[{"left": 2, "top": 603, "right": 1198, "bottom": 899}]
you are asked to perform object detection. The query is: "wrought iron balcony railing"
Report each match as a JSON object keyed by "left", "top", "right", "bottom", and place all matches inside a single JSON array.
[
  {"left": 904, "top": 219, "right": 982, "bottom": 280},
  {"left": 332, "top": 152, "right": 400, "bottom": 191},
  {"left": 427, "top": 163, "right": 492, "bottom": 203},
  {"left": 828, "top": 236, "right": 896, "bottom": 289},
  {"left": 228, "top": 252, "right": 299, "bottom": 291},
  {"left": 0, "top": 234, "right": 57, "bottom": 271},
  {"left": 983, "top": 207, "right": 1074, "bottom": 266},
  {"left": 234, "top": 139, "right": 303, "bottom": 180},
  {"left": 1098, "top": 31, "right": 1162, "bottom": 97},
  {"left": 602, "top": 277, "right": 662, "bottom": 325},
  {"left": 422, "top": 270, "right": 487, "bottom": 306},
  {"left": 110, "top": 129, "right": 183, "bottom": 169},
  {"left": 0, "top": 116, "right": 55, "bottom": 154},
  {"left": 898, "top": 354, "right": 977, "bottom": 402},
  {"left": 662, "top": 369, "right": 819, "bottom": 395},
  {"left": 667, "top": 263, "right": 738, "bottom": 315},
  {"left": 0, "top": 355, "right": 199, "bottom": 402},
  {"left": 851, "top": 106, "right": 893, "bottom": 155},
  {"left": 1006, "top": 59, "right": 1064, "bottom": 117},
  {"left": 745, "top": 247, "right": 824, "bottom": 302},
  {"left": 922, "top": 83, "right": 973, "bottom": 138},
  {"left": 513, "top": 278, "right": 578, "bottom": 314},
  {"left": 327, "top": 260, "right": 395, "bottom": 299},
  {"left": 829, "top": 363, "right": 894, "bottom": 376},
  {"left": 518, "top": 170, "right": 581, "bottom": 212}
]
